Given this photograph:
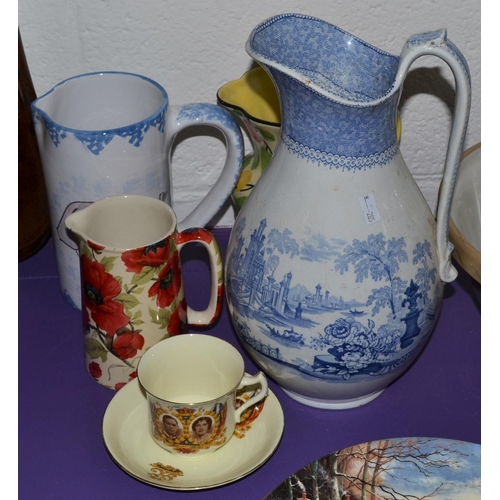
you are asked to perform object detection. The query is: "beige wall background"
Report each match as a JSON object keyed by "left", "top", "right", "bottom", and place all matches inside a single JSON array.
[{"left": 19, "top": 0, "right": 481, "bottom": 228}]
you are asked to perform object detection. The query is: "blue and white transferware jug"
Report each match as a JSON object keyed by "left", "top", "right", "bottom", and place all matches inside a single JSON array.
[
  {"left": 31, "top": 71, "right": 243, "bottom": 309},
  {"left": 225, "top": 14, "right": 471, "bottom": 409}
]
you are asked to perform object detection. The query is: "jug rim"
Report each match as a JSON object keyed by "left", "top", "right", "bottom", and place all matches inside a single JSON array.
[
  {"left": 31, "top": 71, "right": 169, "bottom": 134},
  {"left": 217, "top": 67, "right": 281, "bottom": 127},
  {"left": 217, "top": 92, "right": 280, "bottom": 128},
  {"left": 64, "top": 194, "right": 178, "bottom": 252},
  {"left": 246, "top": 13, "right": 401, "bottom": 108}
]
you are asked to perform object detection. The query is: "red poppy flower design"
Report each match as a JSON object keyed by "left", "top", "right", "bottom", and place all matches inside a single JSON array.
[
  {"left": 167, "top": 298, "right": 188, "bottom": 335},
  {"left": 114, "top": 370, "right": 138, "bottom": 391},
  {"left": 88, "top": 361, "right": 102, "bottom": 379},
  {"left": 148, "top": 251, "right": 182, "bottom": 308},
  {"left": 87, "top": 240, "right": 105, "bottom": 252},
  {"left": 121, "top": 238, "right": 171, "bottom": 273},
  {"left": 177, "top": 228, "right": 213, "bottom": 245},
  {"left": 113, "top": 331, "right": 145, "bottom": 360},
  {"left": 81, "top": 255, "right": 130, "bottom": 335}
]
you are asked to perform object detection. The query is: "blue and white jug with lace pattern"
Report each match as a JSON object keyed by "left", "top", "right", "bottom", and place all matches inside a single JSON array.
[
  {"left": 225, "top": 14, "right": 471, "bottom": 409},
  {"left": 31, "top": 71, "right": 243, "bottom": 310}
]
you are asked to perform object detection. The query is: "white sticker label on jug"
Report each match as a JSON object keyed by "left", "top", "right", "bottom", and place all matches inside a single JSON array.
[{"left": 359, "top": 192, "right": 381, "bottom": 225}]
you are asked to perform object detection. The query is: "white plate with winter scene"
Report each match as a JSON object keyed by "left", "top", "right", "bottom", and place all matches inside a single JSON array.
[{"left": 264, "top": 437, "right": 480, "bottom": 499}]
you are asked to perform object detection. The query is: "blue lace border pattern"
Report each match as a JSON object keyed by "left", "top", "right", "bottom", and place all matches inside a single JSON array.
[
  {"left": 33, "top": 107, "right": 167, "bottom": 156},
  {"left": 282, "top": 133, "right": 398, "bottom": 170}
]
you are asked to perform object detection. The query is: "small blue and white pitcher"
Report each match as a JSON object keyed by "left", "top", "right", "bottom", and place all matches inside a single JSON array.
[{"left": 31, "top": 71, "right": 243, "bottom": 309}]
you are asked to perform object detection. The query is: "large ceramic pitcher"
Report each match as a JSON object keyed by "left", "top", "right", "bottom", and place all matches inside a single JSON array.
[
  {"left": 225, "top": 14, "right": 471, "bottom": 409},
  {"left": 31, "top": 71, "right": 243, "bottom": 309}
]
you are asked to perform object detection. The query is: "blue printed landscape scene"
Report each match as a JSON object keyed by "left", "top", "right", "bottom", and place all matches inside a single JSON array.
[{"left": 226, "top": 217, "right": 441, "bottom": 382}]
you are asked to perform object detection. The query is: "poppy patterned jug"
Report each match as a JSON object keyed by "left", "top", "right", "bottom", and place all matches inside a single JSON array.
[
  {"left": 225, "top": 14, "right": 471, "bottom": 409},
  {"left": 65, "top": 195, "right": 223, "bottom": 390}
]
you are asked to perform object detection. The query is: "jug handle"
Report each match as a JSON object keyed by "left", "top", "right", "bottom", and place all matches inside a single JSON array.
[
  {"left": 395, "top": 29, "right": 471, "bottom": 283},
  {"left": 176, "top": 227, "right": 224, "bottom": 326},
  {"left": 166, "top": 104, "right": 244, "bottom": 231}
]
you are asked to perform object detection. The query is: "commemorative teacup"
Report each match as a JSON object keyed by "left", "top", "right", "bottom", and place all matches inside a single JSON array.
[{"left": 137, "top": 334, "right": 268, "bottom": 456}]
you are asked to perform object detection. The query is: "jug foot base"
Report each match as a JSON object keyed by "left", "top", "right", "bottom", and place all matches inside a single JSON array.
[{"left": 281, "top": 387, "right": 385, "bottom": 410}]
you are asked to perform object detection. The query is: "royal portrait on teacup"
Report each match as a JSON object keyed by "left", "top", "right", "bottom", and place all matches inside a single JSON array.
[{"left": 149, "top": 403, "right": 228, "bottom": 454}]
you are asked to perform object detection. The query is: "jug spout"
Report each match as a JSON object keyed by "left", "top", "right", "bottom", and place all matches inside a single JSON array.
[
  {"left": 64, "top": 207, "right": 91, "bottom": 247},
  {"left": 246, "top": 14, "right": 401, "bottom": 167},
  {"left": 64, "top": 195, "right": 178, "bottom": 252},
  {"left": 247, "top": 14, "right": 401, "bottom": 105}
]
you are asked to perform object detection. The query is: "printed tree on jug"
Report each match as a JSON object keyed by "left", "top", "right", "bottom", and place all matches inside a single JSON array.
[
  {"left": 334, "top": 233, "right": 408, "bottom": 319},
  {"left": 412, "top": 240, "right": 438, "bottom": 305}
]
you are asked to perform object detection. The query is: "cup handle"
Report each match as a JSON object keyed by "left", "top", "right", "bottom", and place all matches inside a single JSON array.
[
  {"left": 234, "top": 372, "right": 268, "bottom": 422},
  {"left": 166, "top": 103, "right": 244, "bottom": 231},
  {"left": 176, "top": 227, "right": 223, "bottom": 326}
]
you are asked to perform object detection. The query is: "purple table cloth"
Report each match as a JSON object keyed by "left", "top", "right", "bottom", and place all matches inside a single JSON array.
[{"left": 19, "top": 229, "right": 480, "bottom": 499}]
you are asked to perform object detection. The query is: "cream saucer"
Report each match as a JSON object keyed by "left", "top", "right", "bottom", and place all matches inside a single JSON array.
[{"left": 102, "top": 377, "right": 284, "bottom": 490}]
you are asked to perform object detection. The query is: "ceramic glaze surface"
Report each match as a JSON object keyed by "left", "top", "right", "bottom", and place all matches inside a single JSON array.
[
  {"left": 251, "top": 17, "right": 400, "bottom": 165},
  {"left": 218, "top": 66, "right": 403, "bottom": 211},
  {"left": 65, "top": 196, "right": 224, "bottom": 390},
  {"left": 217, "top": 66, "right": 281, "bottom": 211},
  {"left": 31, "top": 71, "right": 243, "bottom": 309},
  {"left": 449, "top": 144, "right": 481, "bottom": 284},
  {"left": 137, "top": 334, "right": 268, "bottom": 456},
  {"left": 225, "top": 14, "right": 471, "bottom": 408}
]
